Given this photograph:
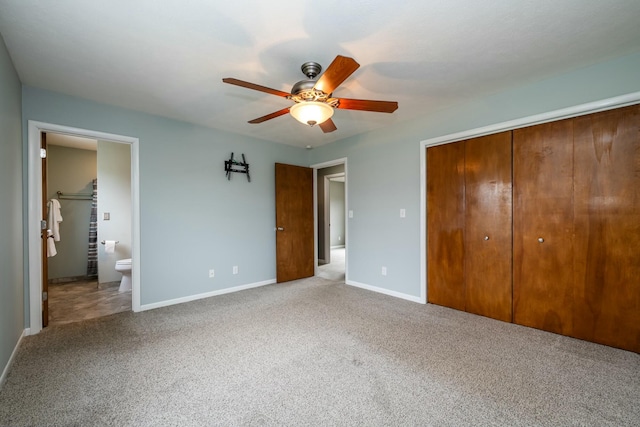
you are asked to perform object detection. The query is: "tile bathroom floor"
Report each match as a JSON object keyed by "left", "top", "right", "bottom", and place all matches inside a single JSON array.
[{"left": 48, "top": 279, "right": 131, "bottom": 326}]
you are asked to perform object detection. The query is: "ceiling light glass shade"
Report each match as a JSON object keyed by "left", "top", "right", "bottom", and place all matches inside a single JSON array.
[{"left": 290, "top": 101, "right": 334, "bottom": 126}]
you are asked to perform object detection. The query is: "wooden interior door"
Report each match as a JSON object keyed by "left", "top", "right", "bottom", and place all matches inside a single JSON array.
[
  {"left": 464, "top": 132, "right": 513, "bottom": 322},
  {"left": 426, "top": 142, "right": 465, "bottom": 310},
  {"left": 275, "top": 163, "right": 314, "bottom": 283},
  {"left": 513, "top": 120, "right": 574, "bottom": 336},
  {"left": 41, "top": 132, "right": 49, "bottom": 327},
  {"left": 572, "top": 105, "right": 640, "bottom": 352}
]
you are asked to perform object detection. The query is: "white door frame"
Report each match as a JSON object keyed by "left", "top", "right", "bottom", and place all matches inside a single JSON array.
[
  {"left": 27, "top": 120, "right": 141, "bottom": 334},
  {"left": 311, "top": 158, "right": 347, "bottom": 280}
]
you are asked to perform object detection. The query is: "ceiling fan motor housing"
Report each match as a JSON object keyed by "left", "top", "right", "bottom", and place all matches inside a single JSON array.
[
  {"left": 301, "top": 61, "right": 322, "bottom": 79},
  {"left": 291, "top": 61, "right": 324, "bottom": 96},
  {"left": 291, "top": 79, "right": 316, "bottom": 95}
]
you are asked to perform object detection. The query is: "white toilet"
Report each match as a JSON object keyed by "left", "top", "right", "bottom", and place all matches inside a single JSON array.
[{"left": 115, "top": 258, "right": 132, "bottom": 292}]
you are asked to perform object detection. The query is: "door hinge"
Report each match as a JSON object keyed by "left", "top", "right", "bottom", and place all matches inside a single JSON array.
[
  {"left": 42, "top": 291, "right": 48, "bottom": 302},
  {"left": 40, "top": 148, "right": 47, "bottom": 159},
  {"left": 41, "top": 220, "right": 47, "bottom": 230}
]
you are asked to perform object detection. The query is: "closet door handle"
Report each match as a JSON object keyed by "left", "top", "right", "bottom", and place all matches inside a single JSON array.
[
  {"left": 484, "top": 236, "right": 490, "bottom": 241},
  {"left": 538, "top": 237, "right": 544, "bottom": 243},
  {"left": 276, "top": 227, "right": 284, "bottom": 231}
]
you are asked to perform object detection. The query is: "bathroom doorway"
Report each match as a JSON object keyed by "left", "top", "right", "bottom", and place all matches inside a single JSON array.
[
  {"left": 44, "top": 132, "right": 132, "bottom": 326},
  {"left": 28, "top": 121, "right": 140, "bottom": 335},
  {"left": 313, "top": 159, "right": 347, "bottom": 282}
]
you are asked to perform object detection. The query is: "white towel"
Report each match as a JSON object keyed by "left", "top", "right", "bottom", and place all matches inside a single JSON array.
[
  {"left": 46, "top": 229, "right": 57, "bottom": 257},
  {"left": 47, "top": 199, "right": 63, "bottom": 241},
  {"left": 104, "top": 240, "right": 116, "bottom": 254}
]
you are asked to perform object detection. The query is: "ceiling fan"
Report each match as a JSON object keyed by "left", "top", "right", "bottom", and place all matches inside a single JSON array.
[{"left": 222, "top": 55, "right": 398, "bottom": 133}]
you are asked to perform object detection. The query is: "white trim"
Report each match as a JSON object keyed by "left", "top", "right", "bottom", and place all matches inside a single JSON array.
[
  {"left": 421, "top": 91, "right": 640, "bottom": 149},
  {"left": 419, "top": 92, "right": 640, "bottom": 305},
  {"left": 1, "top": 330, "right": 26, "bottom": 389},
  {"left": 346, "top": 280, "right": 424, "bottom": 304},
  {"left": 311, "top": 158, "right": 348, "bottom": 282},
  {"left": 27, "top": 121, "right": 141, "bottom": 334},
  {"left": 312, "top": 167, "right": 318, "bottom": 276},
  {"left": 139, "top": 279, "right": 276, "bottom": 311},
  {"left": 311, "top": 157, "right": 348, "bottom": 170},
  {"left": 419, "top": 142, "right": 427, "bottom": 305},
  {"left": 330, "top": 245, "right": 345, "bottom": 249}
]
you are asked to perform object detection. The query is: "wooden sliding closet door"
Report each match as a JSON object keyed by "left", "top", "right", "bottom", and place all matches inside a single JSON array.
[
  {"left": 427, "top": 132, "right": 512, "bottom": 321},
  {"left": 572, "top": 105, "right": 640, "bottom": 352},
  {"left": 464, "top": 132, "right": 512, "bottom": 322},
  {"left": 427, "top": 142, "right": 465, "bottom": 311},
  {"left": 513, "top": 120, "right": 575, "bottom": 336}
]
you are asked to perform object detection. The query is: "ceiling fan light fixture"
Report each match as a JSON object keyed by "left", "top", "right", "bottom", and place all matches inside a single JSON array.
[{"left": 290, "top": 101, "right": 334, "bottom": 127}]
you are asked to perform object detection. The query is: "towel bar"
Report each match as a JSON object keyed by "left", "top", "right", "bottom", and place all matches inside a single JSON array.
[{"left": 56, "top": 190, "right": 93, "bottom": 200}]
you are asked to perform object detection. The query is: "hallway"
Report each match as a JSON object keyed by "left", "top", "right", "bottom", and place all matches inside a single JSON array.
[{"left": 317, "top": 247, "right": 345, "bottom": 282}]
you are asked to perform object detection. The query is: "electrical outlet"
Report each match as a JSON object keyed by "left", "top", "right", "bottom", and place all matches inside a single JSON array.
[
  {"left": 349, "top": 210, "right": 354, "bottom": 218},
  {"left": 233, "top": 266, "right": 238, "bottom": 275},
  {"left": 381, "top": 266, "right": 387, "bottom": 276},
  {"left": 209, "top": 269, "right": 215, "bottom": 278},
  {"left": 400, "top": 209, "right": 406, "bottom": 218}
]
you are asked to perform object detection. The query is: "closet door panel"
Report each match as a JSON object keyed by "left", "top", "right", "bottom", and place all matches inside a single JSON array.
[
  {"left": 464, "top": 132, "right": 513, "bottom": 322},
  {"left": 513, "top": 120, "right": 574, "bottom": 335},
  {"left": 427, "top": 143, "right": 466, "bottom": 310},
  {"left": 573, "top": 105, "right": 640, "bottom": 352}
]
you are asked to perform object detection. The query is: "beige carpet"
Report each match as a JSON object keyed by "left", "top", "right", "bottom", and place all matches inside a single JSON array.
[{"left": 1, "top": 276, "right": 638, "bottom": 426}]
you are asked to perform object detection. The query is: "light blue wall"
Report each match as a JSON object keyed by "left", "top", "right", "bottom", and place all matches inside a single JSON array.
[
  {"left": 309, "top": 52, "right": 640, "bottom": 299},
  {"left": 0, "top": 34, "right": 23, "bottom": 378},
  {"left": 18, "top": 51, "right": 640, "bottom": 321},
  {"left": 22, "top": 87, "right": 307, "bottom": 313}
]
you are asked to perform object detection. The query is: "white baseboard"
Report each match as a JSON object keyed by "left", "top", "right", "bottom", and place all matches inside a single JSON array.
[
  {"left": 330, "top": 245, "right": 345, "bottom": 249},
  {"left": 139, "top": 279, "right": 276, "bottom": 311},
  {"left": 346, "top": 280, "right": 425, "bottom": 304},
  {"left": 1, "top": 329, "right": 26, "bottom": 390}
]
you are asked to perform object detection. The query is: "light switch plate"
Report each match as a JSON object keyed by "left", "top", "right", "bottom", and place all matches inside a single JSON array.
[
  {"left": 103, "top": 212, "right": 110, "bottom": 220},
  {"left": 400, "top": 209, "right": 406, "bottom": 218}
]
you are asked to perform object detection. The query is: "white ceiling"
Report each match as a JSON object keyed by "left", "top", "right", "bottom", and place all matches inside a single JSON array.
[{"left": 1, "top": 1, "right": 640, "bottom": 148}]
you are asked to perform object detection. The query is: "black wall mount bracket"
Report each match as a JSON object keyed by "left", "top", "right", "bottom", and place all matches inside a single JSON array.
[{"left": 225, "top": 152, "right": 250, "bottom": 182}]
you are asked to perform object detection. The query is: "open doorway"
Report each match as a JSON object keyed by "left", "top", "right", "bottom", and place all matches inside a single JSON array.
[
  {"left": 28, "top": 121, "right": 140, "bottom": 335},
  {"left": 313, "top": 159, "right": 347, "bottom": 282},
  {"left": 44, "top": 132, "right": 132, "bottom": 326}
]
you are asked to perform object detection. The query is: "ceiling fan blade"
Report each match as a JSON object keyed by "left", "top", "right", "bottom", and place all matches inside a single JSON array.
[
  {"left": 319, "top": 118, "right": 337, "bottom": 133},
  {"left": 313, "top": 55, "right": 360, "bottom": 95},
  {"left": 248, "top": 107, "right": 291, "bottom": 124},
  {"left": 336, "top": 98, "right": 398, "bottom": 113},
  {"left": 222, "top": 78, "right": 291, "bottom": 98}
]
